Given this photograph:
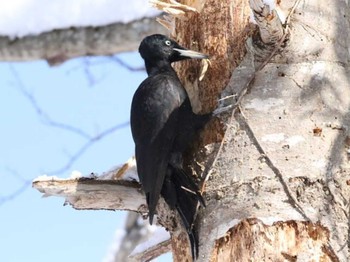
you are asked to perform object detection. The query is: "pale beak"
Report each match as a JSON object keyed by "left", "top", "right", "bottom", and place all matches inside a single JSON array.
[{"left": 173, "top": 48, "right": 209, "bottom": 59}]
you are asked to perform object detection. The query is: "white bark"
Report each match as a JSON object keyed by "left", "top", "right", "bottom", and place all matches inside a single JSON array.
[
  {"left": 33, "top": 177, "right": 146, "bottom": 212},
  {"left": 197, "top": 0, "right": 350, "bottom": 260}
]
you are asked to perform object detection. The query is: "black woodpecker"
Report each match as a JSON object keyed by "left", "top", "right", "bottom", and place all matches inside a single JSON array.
[{"left": 130, "top": 34, "right": 210, "bottom": 259}]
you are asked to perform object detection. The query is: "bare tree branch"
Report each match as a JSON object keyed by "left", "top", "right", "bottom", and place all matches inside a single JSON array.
[
  {"left": 33, "top": 177, "right": 146, "bottom": 211},
  {"left": 65, "top": 55, "right": 145, "bottom": 87},
  {"left": 0, "top": 180, "right": 30, "bottom": 205},
  {"left": 3, "top": 62, "right": 130, "bottom": 204},
  {"left": 32, "top": 165, "right": 172, "bottom": 261},
  {"left": 0, "top": 17, "right": 167, "bottom": 65},
  {"left": 111, "top": 212, "right": 166, "bottom": 262},
  {"left": 109, "top": 56, "right": 145, "bottom": 72},
  {"left": 9, "top": 64, "right": 130, "bottom": 176},
  {"left": 130, "top": 235, "right": 171, "bottom": 261},
  {"left": 48, "top": 121, "right": 130, "bottom": 175},
  {"left": 9, "top": 65, "right": 92, "bottom": 139}
]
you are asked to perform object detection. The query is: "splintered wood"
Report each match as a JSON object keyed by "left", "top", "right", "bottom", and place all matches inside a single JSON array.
[
  {"left": 212, "top": 219, "right": 338, "bottom": 262},
  {"left": 152, "top": 0, "right": 253, "bottom": 113}
]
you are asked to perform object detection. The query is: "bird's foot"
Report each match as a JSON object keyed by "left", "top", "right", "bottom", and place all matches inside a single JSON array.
[{"left": 213, "top": 104, "right": 233, "bottom": 115}]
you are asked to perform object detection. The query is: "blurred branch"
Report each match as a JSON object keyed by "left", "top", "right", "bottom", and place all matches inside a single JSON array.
[
  {"left": 5, "top": 167, "right": 30, "bottom": 183},
  {"left": 0, "top": 168, "right": 30, "bottom": 206},
  {"left": 81, "top": 57, "right": 108, "bottom": 86},
  {"left": 110, "top": 212, "right": 155, "bottom": 262},
  {"left": 0, "top": 17, "right": 166, "bottom": 65},
  {"left": 3, "top": 63, "right": 130, "bottom": 204},
  {"left": 10, "top": 65, "right": 92, "bottom": 139},
  {"left": 10, "top": 64, "right": 130, "bottom": 175},
  {"left": 129, "top": 235, "right": 171, "bottom": 262},
  {"left": 49, "top": 121, "right": 130, "bottom": 175},
  {"left": 110, "top": 56, "right": 145, "bottom": 72},
  {"left": 75, "top": 56, "right": 145, "bottom": 86},
  {"left": 0, "top": 180, "right": 31, "bottom": 205}
]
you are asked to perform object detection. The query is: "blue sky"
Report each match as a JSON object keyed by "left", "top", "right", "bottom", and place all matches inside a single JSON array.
[{"left": 0, "top": 53, "right": 171, "bottom": 261}]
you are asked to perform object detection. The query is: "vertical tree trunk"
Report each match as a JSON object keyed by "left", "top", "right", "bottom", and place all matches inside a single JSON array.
[
  {"left": 158, "top": 0, "right": 350, "bottom": 261},
  {"left": 174, "top": 0, "right": 252, "bottom": 114}
]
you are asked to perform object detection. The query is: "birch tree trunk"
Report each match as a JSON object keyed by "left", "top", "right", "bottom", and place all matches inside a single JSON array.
[
  {"left": 32, "top": 0, "right": 350, "bottom": 261},
  {"left": 154, "top": 0, "right": 350, "bottom": 261}
]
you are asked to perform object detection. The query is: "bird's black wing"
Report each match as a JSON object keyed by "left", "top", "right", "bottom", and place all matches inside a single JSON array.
[{"left": 130, "top": 74, "right": 185, "bottom": 223}]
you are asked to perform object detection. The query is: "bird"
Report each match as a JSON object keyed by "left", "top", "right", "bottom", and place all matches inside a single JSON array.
[{"left": 130, "top": 34, "right": 210, "bottom": 259}]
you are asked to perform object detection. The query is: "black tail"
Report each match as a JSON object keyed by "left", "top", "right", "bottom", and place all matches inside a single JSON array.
[{"left": 161, "top": 165, "right": 205, "bottom": 260}]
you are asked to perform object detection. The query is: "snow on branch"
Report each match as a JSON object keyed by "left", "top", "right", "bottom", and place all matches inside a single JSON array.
[
  {"left": 33, "top": 177, "right": 146, "bottom": 211},
  {"left": 0, "top": 17, "right": 166, "bottom": 65},
  {"left": 32, "top": 158, "right": 147, "bottom": 212},
  {"left": 33, "top": 159, "right": 174, "bottom": 261}
]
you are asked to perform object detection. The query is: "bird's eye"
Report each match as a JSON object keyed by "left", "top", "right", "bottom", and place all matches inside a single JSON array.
[{"left": 165, "top": 40, "right": 171, "bottom": 46}]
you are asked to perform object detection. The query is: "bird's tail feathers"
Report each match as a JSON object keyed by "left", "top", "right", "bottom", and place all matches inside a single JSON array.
[
  {"left": 146, "top": 192, "right": 157, "bottom": 225},
  {"left": 176, "top": 205, "right": 199, "bottom": 259},
  {"left": 161, "top": 165, "right": 205, "bottom": 260}
]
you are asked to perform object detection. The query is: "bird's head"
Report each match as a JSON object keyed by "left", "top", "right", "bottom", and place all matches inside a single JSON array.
[{"left": 139, "top": 34, "right": 208, "bottom": 64}]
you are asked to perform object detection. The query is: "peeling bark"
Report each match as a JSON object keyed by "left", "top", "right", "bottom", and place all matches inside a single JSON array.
[
  {"left": 249, "top": 0, "right": 284, "bottom": 46},
  {"left": 173, "top": 0, "right": 253, "bottom": 114},
  {"left": 33, "top": 177, "right": 147, "bottom": 212},
  {"left": 196, "top": 0, "right": 350, "bottom": 261},
  {"left": 212, "top": 219, "right": 338, "bottom": 262}
]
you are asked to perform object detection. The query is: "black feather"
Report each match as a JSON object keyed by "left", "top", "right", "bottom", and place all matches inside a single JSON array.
[{"left": 130, "top": 34, "right": 210, "bottom": 259}]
